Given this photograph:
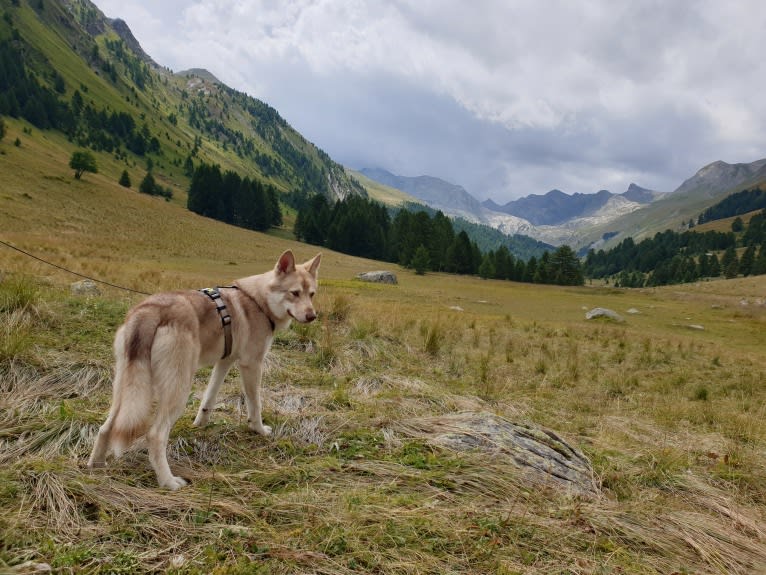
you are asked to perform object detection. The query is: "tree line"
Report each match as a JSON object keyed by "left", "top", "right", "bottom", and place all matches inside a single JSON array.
[
  {"left": 187, "top": 162, "right": 282, "bottom": 232},
  {"left": 294, "top": 194, "right": 584, "bottom": 285},
  {"left": 697, "top": 186, "right": 766, "bottom": 224},
  {"left": 584, "top": 209, "right": 766, "bottom": 286}
]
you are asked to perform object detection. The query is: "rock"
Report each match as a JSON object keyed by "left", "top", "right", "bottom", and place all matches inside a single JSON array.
[
  {"left": 70, "top": 279, "right": 100, "bottom": 296},
  {"left": 399, "top": 412, "right": 598, "bottom": 496},
  {"left": 585, "top": 307, "right": 624, "bottom": 322},
  {"left": 356, "top": 271, "right": 397, "bottom": 285},
  {"left": 686, "top": 324, "right": 705, "bottom": 331},
  {"left": 626, "top": 308, "right": 640, "bottom": 315},
  {"left": 449, "top": 306, "right": 464, "bottom": 312}
]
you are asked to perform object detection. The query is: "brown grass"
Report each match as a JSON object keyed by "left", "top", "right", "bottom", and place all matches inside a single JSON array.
[{"left": 1, "top": 119, "right": 766, "bottom": 573}]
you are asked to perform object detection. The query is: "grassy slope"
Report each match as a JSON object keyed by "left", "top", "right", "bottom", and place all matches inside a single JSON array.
[
  {"left": 1, "top": 123, "right": 766, "bottom": 574},
  {"left": 590, "top": 173, "right": 766, "bottom": 251},
  {"left": 347, "top": 169, "right": 420, "bottom": 207}
]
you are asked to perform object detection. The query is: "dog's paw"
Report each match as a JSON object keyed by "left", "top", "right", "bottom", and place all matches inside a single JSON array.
[
  {"left": 161, "top": 476, "right": 188, "bottom": 490},
  {"left": 192, "top": 412, "right": 208, "bottom": 427},
  {"left": 248, "top": 421, "right": 272, "bottom": 436}
]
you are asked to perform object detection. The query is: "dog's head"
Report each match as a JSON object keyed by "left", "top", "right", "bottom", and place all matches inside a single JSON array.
[{"left": 270, "top": 250, "right": 321, "bottom": 323}]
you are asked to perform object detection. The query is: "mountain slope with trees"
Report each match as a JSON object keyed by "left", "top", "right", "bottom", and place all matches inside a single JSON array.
[{"left": 0, "top": 0, "right": 364, "bottom": 214}]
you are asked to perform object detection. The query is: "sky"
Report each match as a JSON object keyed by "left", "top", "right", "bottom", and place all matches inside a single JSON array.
[{"left": 92, "top": 0, "right": 766, "bottom": 204}]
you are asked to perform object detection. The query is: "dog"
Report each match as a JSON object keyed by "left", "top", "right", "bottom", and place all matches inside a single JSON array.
[{"left": 87, "top": 250, "right": 321, "bottom": 489}]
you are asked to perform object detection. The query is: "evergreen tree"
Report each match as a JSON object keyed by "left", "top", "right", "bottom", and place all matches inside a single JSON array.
[
  {"left": 722, "top": 246, "right": 739, "bottom": 278},
  {"left": 732, "top": 217, "right": 744, "bottom": 233},
  {"left": 139, "top": 171, "right": 157, "bottom": 195},
  {"left": 548, "top": 245, "right": 584, "bottom": 285},
  {"left": 709, "top": 254, "right": 721, "bottom": 277},
  {"left": 534, "top": 252, "right": 551, "bottom": 283},
  {"left": 118, "top": 169, "right": 131, "bottom": 188},
  {"left": 478, "top": 253, "right": 496, "bottom": 279},
  {"left": 447, "top": 231, "right": 475, "bottom": 274},
  {"left": 739, "top": 244, "right": 756, "bottom": 276},
  {"left": 411, "top": 245, "right": 430, "bottom": 275},
  {"left": 752, "top": 243, "right": 766, "bottom": 276}
]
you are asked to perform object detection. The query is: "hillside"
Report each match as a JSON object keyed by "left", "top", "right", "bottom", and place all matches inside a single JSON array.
[
  {"left": 585, "top": 159, "right": 766, "bottom": 251},
  {"left": 0, "top": 0, "right": 364, "bottom": 207}
]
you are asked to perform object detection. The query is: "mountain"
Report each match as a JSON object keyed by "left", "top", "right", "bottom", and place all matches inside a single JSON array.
[
  {"left": 359, "top": 168, "right": 485, "bottom": 220},
  {"left": 578, "top": 158, "right": 766, "bottom": 252},
  {"left": 361, "top": 167, "right": 669, "bottom": 249},
  {"left": 0, "top": 0, "right": 364, "bottom": 205},
  {"left": 366, "top": 157, "right": 766, "bottom": 253},
  {"left": 672, "top": 159, "right": 766, "bottom": 199},
  {"left": 483, "top": 185, "right": 662, "bottom": 226}
]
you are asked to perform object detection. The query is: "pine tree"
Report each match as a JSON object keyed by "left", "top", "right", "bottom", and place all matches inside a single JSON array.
[
  {"left": 411, "top": 245, "right": 430, "bottom": 275},
  {"left": 478, "top": 253, "right": 495, "bottom": 279},
  {"left": 753, "top": 243, "right": 766, "bottom": 276},
  {"left": 722, "top": 246, "right": 739, "bottom": 278},
  {"left": 118, "top": 169, "right": 131, "bottom": 188},
  {"left": 739, "top": 244, "right": 756, "bottom": 276},
  {"left": 139, "top": 171, "right": 157, "bottom": 195}
]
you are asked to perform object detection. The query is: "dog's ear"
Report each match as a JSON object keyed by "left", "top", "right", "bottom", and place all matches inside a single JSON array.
[
  {"left": 276, "top": 250, "right": 296, "bottom": 274},
  {"left": 305, "top": 253, "right": 321, "bottom": 277}
]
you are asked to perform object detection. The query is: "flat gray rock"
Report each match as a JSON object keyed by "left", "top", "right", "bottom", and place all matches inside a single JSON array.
[
  {"left": 400, "top": 412, "right": 598, "bottom": 496},
  {"left": 356, "top": 271, "right": 398, "bottom": 285},
  {"left": 585, "top": 307, "right": 624, "bottom": 322}
]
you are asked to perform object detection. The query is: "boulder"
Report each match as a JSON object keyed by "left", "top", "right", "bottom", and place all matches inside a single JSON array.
[
  {"left": 585, "top": 307, "right": 624, "bottom": 322},
  {"left": 399, "top": 412, "right": 598, "bottom": 496},
  {"left": 70, "top": 279, "right": 100, "bottom": 296},
  {"left": 356, "top": 271, "right": 398, "bottom": 285}
]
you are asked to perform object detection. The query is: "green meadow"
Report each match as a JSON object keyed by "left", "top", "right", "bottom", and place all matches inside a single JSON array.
[{"left": 1, "top": 118, "right": 765, "bottom": 574}]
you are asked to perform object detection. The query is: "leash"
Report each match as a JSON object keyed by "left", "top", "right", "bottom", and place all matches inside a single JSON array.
[
  {"left": 0, "top": 238, "right": 152, "bottom": 295},
  {"left": 1, "top": 239, "right": 278, "bottom": 361}
]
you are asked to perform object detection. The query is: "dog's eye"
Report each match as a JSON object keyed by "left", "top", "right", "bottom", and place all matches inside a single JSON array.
[
  {"left": 290, "top": 290, "right": 300, "bottom": 298},
  {"left": 309, "top": 292, "right": 315, "bottom": 299}
]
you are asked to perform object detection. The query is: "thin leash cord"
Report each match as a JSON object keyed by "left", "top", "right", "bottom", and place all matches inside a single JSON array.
[{"left": 0, "top": 238, "right": 152, "bottom": 296}]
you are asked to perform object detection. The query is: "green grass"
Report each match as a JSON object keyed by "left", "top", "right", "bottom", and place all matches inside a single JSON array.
[{"left": 2, "top": 125, "right": 766, "bottom": 573}]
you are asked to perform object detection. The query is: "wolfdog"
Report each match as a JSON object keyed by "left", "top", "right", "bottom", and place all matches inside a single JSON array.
[{"left": 87, "top": 250, "right": 321, "bottom": 489}]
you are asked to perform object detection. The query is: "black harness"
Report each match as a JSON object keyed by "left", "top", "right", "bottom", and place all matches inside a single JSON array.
[
  {"left": 199, "top": 286, "right": 236, "bottom": 359},
  {"left": 199, "top": 285, "right": 276, "bottom": 360}
]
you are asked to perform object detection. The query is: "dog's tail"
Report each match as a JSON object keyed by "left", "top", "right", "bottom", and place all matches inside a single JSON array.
[{"left": 104, "top": 310, "right": 159, "bottom": 457}]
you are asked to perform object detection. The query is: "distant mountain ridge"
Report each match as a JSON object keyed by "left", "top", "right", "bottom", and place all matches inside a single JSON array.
[
  {"left": 483, "top": 184, "right": 662, "bottom": 226},
  {"left": 358, "top": 168, "right": 484, "bottom": 220},
  {"left": 362, "top": 158, "right": 766, "bottom": 251}
]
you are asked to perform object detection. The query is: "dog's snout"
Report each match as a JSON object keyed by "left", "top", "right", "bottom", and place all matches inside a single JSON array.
[{"left": 305, "top": 310, "right": 317, "bottom": 322}]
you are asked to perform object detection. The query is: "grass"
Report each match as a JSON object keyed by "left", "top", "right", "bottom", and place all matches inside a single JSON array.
[{"left": 1, "top": 124, "right": 766, "bottom": 573}]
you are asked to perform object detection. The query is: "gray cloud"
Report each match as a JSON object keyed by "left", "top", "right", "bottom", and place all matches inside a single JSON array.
[{"left": 93, "top": 0, "right": 766, "bottom": 202}]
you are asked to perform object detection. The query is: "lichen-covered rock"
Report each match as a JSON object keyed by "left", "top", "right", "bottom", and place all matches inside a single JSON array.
[
  {"left": 399, "top": 412, "right": 598, "bottom": 496},
  {"left": 70, "top": 279, "right": 100, "bottom": 296},
  {"left": 585, "top": 307, "right": 623, "bottom": 322},
  {"left": 356, "top": 271, "right": 398, "bottom": 285}
]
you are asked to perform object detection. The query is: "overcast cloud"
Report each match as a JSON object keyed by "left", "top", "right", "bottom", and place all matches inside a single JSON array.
[{"left": 92, "top": 0, "right": 766, "bottom": 203}]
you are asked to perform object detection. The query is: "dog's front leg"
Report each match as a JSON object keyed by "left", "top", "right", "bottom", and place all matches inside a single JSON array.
[
  {"left": 240, "top": 362, "right": 271, "bottom": 435},
  {"left": 193, "top": 358, "right": 235, "bottom": 427}
]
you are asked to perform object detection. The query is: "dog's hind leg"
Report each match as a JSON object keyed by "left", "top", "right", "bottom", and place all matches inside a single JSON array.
[
  {"left": 147, "top": 328, "right": 196, "bottom": 489},
  {"left": 193, "top": 357, "right": 235, "bottom": 427},
  {"left": 87, "top": 415, "right": 114, "bottom": 468}
]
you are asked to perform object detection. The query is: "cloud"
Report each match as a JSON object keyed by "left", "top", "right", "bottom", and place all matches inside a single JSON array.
[{"left": 93, "top": 0, "right": 766, "bottom": 202}]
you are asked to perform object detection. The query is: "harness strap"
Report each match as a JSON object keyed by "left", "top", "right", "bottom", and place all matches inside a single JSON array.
[{"left": 199, "top": 286, "right": 234, "bottom": 359}]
